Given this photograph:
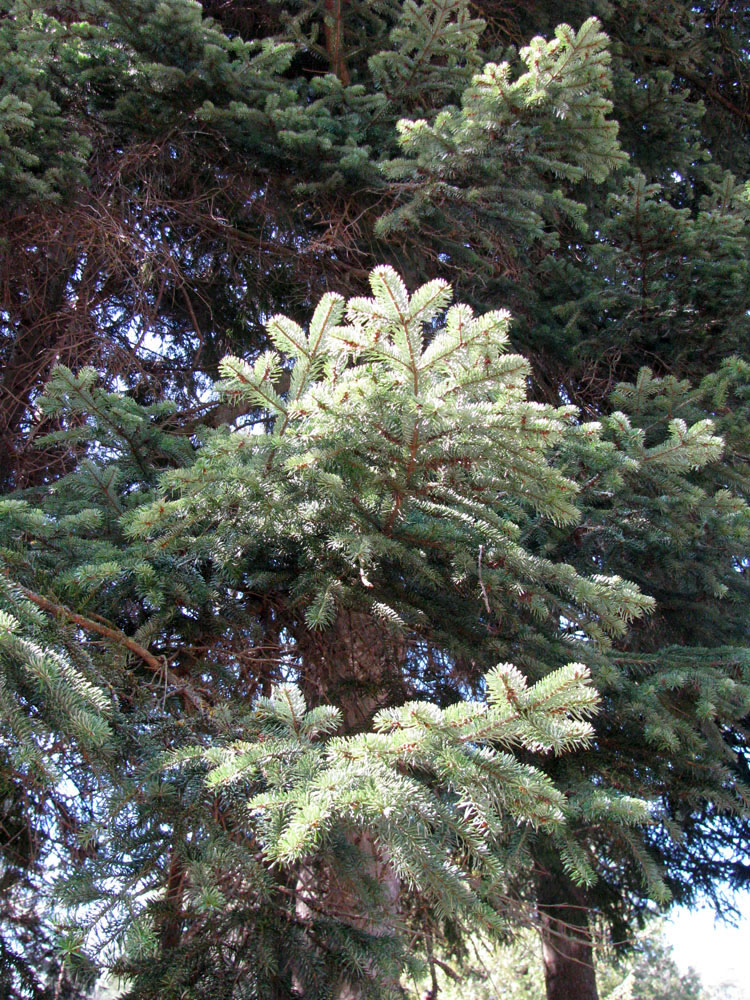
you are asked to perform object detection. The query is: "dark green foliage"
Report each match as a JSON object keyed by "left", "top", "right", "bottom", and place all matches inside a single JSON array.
[
  {"left": 0, "top": 0, "right": 634, "bottom": 486},
  {"left": 0, "top": 577, "right": 106, "bottom": 998},
  {"left": 4, "top": 266, "right": 748, "bottom": 996}
]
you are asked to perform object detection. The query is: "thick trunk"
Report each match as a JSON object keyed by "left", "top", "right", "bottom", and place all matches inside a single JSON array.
[
  {"left": 295, "top": 608, "right": 407, "bottom": 732},
  {"left": 294, "top": 608, "right": 407, "bottom": 998},
  {"left": 296, "top": 830, "right": 401, "bottom": 1000},
  {"left": 537, "top": 871, "right": 599, "bottom": 1000}
]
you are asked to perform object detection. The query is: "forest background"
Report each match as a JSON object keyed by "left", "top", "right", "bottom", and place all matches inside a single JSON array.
[{"left": 1, "top": 2, "right": 750, "bottom": 1000}]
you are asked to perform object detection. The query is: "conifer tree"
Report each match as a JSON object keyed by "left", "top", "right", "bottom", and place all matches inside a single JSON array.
[
  {"left": 1, "top": 3, "right": 750, "bottom": 999},
  {"left": 513, "top": 363, "right": 750, "bottom": 999},
  {"left": 1, "top": 269, "right": 662, "bottom": 997},
  {"left": 5, "top": 268, "right": 747, "bottom": 1000},
  {"left": 0, "top": 3, "right": 634, "bottom": 484}
]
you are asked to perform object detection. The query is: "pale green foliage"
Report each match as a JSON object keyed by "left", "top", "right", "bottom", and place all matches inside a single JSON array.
[
  {"left": 368, "top": 0, "right": 485, "bottom": 106},
  {"left": 0, "top": 1, "right": 749, "bottom": 996},
  {"left": 0, "top": 575, "right": 112, "bottom": 773},
  {"left": 0, "top": 268, "right": 736, "bottom": 996},
  {"left": 128, "top": 267, "right": 654, "bottom": 648},
  {"left": 379, "top": 17, "right": 626, "bottom": 240},
  {"left": 166, "top": 660, "right": 599, "bottom": 936}
]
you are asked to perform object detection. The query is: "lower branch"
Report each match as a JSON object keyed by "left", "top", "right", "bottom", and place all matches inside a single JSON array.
[{"left": 18, "top": 584, "right": 207, "bottom": 712}]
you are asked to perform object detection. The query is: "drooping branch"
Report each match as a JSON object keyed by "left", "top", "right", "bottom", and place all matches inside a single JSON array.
[{"left": 18, "top": 585, "right": 207, "bottom": 712}]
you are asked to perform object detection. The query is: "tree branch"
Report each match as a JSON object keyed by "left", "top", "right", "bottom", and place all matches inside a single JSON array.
[{"left": 18, "top": 585, "right": 207, "bottom": 712}]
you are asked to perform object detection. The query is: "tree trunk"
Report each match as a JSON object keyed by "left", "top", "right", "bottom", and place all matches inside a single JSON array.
[
  {"left": 295, "top": 608, "right": 408, "bottom": 732},
  {"left": 159, "top": 847, "right": 186, "bottom": 953},
  {"left": 323, "top": 0, "right": 350, "bottom": 85},
  {"left": 294, "top": 608, "right": 408, "bottom": 998},
  {"left": 537, "top": 871, "right": 599, "bottom": 1000},
  {"left": 295, "top": 829, "right": 401, "bottom": 1000}
]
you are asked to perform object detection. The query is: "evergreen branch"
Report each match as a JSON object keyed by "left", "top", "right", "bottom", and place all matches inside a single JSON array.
[{"left": 16, "top": 585, "right": 206, "bottom": 712}]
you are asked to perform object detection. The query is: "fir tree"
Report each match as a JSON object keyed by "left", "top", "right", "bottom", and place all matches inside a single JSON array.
[
  {"left": 1, "top": 3, "right": 750, "bottom": 999},
  {"left": 0, "top": 2, "right": 633, "bottom": 485},
  {"left": 5, "top": 268, "right": 745, "bottom": 1000},
  {"left": 1, "top": 270, "right": 662, "bottom": 997}
]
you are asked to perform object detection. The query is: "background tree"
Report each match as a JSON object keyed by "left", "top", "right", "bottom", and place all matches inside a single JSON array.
[{"left": 409, "top": 919, "right": 715, "bottom": 1000}]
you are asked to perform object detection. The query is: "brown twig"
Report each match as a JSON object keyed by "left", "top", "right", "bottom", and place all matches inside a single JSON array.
[{"left": 18, "top": 585, "right": 207, "bottom": 712}]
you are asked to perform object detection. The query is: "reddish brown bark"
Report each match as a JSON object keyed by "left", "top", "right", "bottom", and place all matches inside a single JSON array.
[
  {"left": 295, "top": 607, "right": 407, "bottom": 998},
  {"left": 324, "top": 0, "right": 350, "bottom": 84},
  {"left": 537, "top": 872, "right": 599, "bottom": 1000},
  {"left": 159, "top": 849, "right": 187, "bottom": 952},
  {"left": 295, "top": 608, "right": 408, "bottom": 732}
]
